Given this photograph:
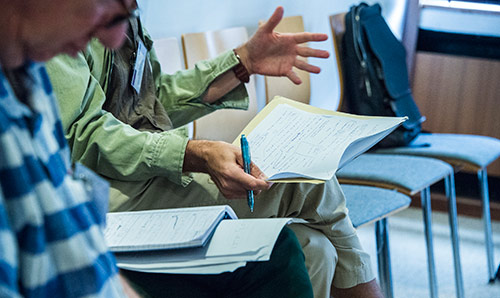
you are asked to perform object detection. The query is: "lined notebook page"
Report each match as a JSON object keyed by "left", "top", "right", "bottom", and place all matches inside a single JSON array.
[
  {"left": 104, "top": 205, "right": 237, "bottom": 252},
  {"left": 246, "top": 101, "right": 406, "bottom": 181}
]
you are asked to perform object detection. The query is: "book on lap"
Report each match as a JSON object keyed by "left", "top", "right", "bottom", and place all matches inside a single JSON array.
[{"left": 233, "top": 96, "right": 407, "bottom": 183}]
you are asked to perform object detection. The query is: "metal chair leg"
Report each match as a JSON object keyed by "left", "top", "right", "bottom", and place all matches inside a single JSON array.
[
  {"left": 376, "top": 218, "right": 393, "bottom": 298},
  {"left": 478, "top": 168, "right": 496, "bottom": 282},
  {"left": 421, "top": 187, "right": 438, "bottom": 298},
  {"left": 445, "top": 173, "right": 465, "bottom": 298}
]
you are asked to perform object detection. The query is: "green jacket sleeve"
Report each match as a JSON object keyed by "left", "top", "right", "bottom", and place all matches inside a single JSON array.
[
  {"left": 148, "top": 38, "right": 250, "bottom": 127},
  {"left": 46, "top": 48, "right": 192, "bottom": 185}
]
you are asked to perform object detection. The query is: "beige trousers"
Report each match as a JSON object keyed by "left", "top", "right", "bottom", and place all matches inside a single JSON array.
[{"left": 108, "top": 173, "right": 375, "bottom": 298}]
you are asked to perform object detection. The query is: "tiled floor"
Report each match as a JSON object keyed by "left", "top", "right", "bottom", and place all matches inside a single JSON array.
[{"left": 356, "top": 207, "right": 500, "bottom": 298}]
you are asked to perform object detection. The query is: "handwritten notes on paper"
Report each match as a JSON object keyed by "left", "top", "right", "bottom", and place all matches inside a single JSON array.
[
  {"left": 240, "top": 97, "right": 406, "bottom": 181},
  {"left": 105, "top": 205, "right": 236, "bottom": 252}
]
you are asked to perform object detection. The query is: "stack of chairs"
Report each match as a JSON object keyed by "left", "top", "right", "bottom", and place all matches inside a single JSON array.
[
  {"left": 330, "top": 8, "right": 500, "bottom": 284},
  {"left": 264, "top": 14, "right": 464, "bottom": 298}
]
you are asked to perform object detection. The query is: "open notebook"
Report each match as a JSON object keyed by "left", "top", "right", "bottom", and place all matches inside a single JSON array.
[
  {"left": 233, "top": 96, "right": 407, "bottom": 183},
  {"left": 104, "top": 205, "right": 237, "bottom": 252}
]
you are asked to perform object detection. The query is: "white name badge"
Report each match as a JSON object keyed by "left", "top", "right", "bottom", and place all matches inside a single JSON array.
[{"left": 131, "top": 40, "right": 147, "bottom": 93}]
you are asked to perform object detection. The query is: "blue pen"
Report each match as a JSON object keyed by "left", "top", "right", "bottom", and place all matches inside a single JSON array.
[{"left": 240, "top": 134, "right": 254, "bottom": 212}]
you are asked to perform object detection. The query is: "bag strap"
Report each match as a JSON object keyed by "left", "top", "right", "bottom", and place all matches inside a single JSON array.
[
  {"left": 352, "top": 4, "right": 366, "bottom": 68},
  {"left": 351, "top": 3, "right": 375, "bottom": 97}
]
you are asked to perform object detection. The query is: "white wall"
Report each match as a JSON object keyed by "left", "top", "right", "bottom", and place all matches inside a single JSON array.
[{"left": 137, "top": 0, "right": 406, "bottom": 111}]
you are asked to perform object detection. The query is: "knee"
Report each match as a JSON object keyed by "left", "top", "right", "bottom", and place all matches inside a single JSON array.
[
  {"left": 301, "top": 230, "right": 337, "bottom": 279},
  {"left": 289, "top": 224, "right": 337, "bottom": 298}
]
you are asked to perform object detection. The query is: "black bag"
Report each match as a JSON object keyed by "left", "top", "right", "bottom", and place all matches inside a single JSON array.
[{"left": 341, "top": 2, "right": 425, "bottom": 148}]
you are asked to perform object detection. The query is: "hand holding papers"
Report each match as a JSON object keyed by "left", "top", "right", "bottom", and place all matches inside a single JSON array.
[{"left": 233, "top": 96, "right": 407, "bottom": 183}]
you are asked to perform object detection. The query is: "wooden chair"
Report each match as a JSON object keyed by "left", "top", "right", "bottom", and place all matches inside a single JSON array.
[
  {"left": 333, "top": 8, "right": 500, "bottom": 284},
  {"left": 153, "top": 37, "right": 184, "bottom": 74},
  {"left": 263, "top": 14, "right": 464, "bottom": 298},
  {"left": 182, "top": 27, "right": 258, "bottom": 143},
  {"left": 152, "top": 37, "right": 193, "bottom": 139}
]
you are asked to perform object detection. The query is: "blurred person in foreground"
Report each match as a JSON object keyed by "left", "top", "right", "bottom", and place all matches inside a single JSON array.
[{"left": 0, "top": 0, "right": 314, "bottom": 297}]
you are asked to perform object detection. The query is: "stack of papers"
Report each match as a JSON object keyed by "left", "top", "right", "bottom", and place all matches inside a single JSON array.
[
  {"left": 104, "top": 206, "right": 294, "bottom": 274},
  {"left": 115, "top": 218, "right": 292, "bottom": 274}
]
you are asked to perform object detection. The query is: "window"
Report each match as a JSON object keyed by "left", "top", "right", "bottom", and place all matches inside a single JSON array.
[
  {"left": 421, "top": 0, "right": 500, "bottom": 12},
  {"left": 454, "top": 0, "right": 499, "bottom": 4}
]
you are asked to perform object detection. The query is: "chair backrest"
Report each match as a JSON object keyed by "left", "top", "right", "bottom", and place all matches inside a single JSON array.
[
  {"left": 153, "top": 37, "right": 184, "bottom": 74},
  {"left": 182, "top": 27, "right": 258, "bottom": 143},
  {"left": 329, "top": 13, "right": 348, "bottom": 112},
  {"left": 262, "top": 16, "right": 311, "bottom": 104},
  {"left": 153, "top": 37, "right": 194, "bottom": 138}
]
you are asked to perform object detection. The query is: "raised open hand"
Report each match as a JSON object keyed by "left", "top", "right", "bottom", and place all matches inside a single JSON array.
[{"left": 235, "top": 6, "right": 330, "bottom": 84}]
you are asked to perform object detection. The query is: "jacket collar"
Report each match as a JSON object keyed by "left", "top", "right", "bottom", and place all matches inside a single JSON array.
[{"left": 0, "top": 62, "right": 34, "bottom": 120}]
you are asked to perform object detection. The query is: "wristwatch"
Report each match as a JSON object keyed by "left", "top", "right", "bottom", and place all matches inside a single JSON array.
[{"left": 232, "top": 50, "right": 250, "bottom": 83}]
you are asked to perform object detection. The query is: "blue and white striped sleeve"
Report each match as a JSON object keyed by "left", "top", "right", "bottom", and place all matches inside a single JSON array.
[{"left": 0, "top": 188, "right": 22, "bottom": 298}]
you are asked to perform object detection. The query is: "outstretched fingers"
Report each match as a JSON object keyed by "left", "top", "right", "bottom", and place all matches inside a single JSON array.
[
  {"left": 293, "top": 32, "right": 328, "bottom": 44},
  {"left": 296, "top": 46, "right": 330, "bottom": 59},
  {"left": 286, "top": 70, "right": 302, "bottom": 85},
  {"left": 295, "top": 58, "right": 321, "bottom": 74}
]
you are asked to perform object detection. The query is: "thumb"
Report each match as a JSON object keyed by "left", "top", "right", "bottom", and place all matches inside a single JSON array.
[{"left": 261, "top": 6, "right": 284, "bottom": 33}]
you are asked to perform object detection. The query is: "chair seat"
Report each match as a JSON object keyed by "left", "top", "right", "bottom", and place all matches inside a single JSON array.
[
  {"left": 337, "top": 154, "right": 453, "bottom": 195},
  {"left": 342, "top": 185, "right": 411, "bottom": 228},
  {"left": 374, "top": 133, "right": 500, "bottom": 170}
]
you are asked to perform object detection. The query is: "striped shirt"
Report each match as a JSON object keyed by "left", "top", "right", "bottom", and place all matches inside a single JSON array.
[{"left": 0, "top": 62, "right": 124, "bottom": 297}]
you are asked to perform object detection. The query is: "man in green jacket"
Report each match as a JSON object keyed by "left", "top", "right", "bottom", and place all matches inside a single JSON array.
[{"left": 47, "top": 6, "right": 382, "bottom": 298}]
